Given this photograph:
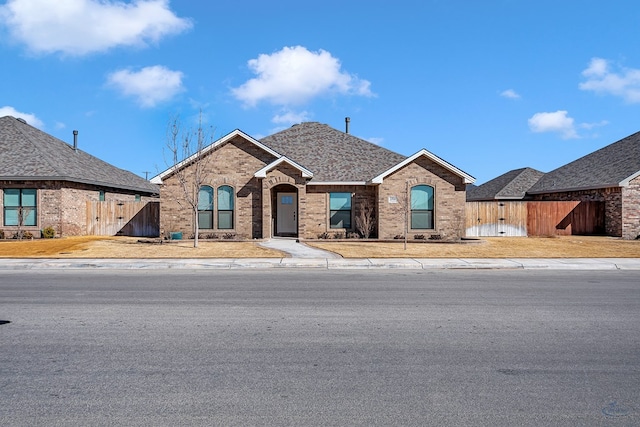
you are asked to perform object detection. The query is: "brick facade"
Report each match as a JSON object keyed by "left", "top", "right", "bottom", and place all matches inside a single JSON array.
[
  {"left": 1, "top": 180, "right": 155, "bottom": 237},
  {"left": 622, "top": 176, "right": 640, "bottom": 239},
  {"left": 158, "top": 136, "right": 470, "bottom": 241},
  {"left": 377, "top": 157, "right": 467, "bottom": 240}
]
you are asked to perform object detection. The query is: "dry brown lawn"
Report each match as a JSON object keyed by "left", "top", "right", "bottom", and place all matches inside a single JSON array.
[
  {"left": 0, "top": 236, "right": 284, "bottom": 258},
  {"left": 0, "top": 235, "right": 639, "bottom": 259},
  {"left": 307, "top": 236, "right": 640, "bottom": 258}
]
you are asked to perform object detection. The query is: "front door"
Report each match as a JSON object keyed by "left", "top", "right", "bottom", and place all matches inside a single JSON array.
[{"left": 276, "top": 192, "right": 297, "bottom": 235}]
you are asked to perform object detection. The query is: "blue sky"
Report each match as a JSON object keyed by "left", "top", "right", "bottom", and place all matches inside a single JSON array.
[{"left": 1, "top": 0, "right": 640, "bottom": 184}]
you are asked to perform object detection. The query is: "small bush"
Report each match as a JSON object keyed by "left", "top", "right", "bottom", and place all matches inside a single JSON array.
[
  {"left": 317, "top": 232, "right": 330, "bottom": 239},
  {"left": 428, "top": 234, "right": 442, "bottom": 240},
  {"left": 332, "top": 232, "right": 345, "bottom": 239},
  {"left": 42, "top": 226, "right": 56, "bottom": 239},
  {"left": 413, "top": 234, "right": 426, "bottom": 240},
  {"left": 347, "top": 232, "right": 360, "bottom": 239},
  {"left": 393, "top": 235, "right": 404, "bottom": 240},
  {"left": 0, "top": 230, "right": 4, "bottom": 239},
  {"left": 13, "top": 231, "right": 33, "bottom": 239},
  {"left": 222, "top": 233, "right": 236, "bottom": 240}
]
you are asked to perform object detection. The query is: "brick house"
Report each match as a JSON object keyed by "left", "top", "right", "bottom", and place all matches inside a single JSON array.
[
  {"left": 152, "top": 121, "right": 474, "bottom": 240},
  {"left": 527, "top": 130, "right": 640, "bottom": 239},
  {"left": 0, "top": 116, "right": 159, "bottom": 237}
]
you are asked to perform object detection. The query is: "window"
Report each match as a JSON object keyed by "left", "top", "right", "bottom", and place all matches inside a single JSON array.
[
  {"left": 134, "top": 194, "right": 141, "bottom": 202},
  {"left": 217, "top": 185, "right": 234, "bottom": 229},
  {"left": 99, "top": 190, "right": 105, "bottom": 201},
  {"left": 4, "top": 189, "right": 37, "bottom": 226},
  {"left": 411, "top": 185, "right": 434, "bottom": 229},
  {"left": 329, "top": 192, "right": 352, "bottom": 229},
  {"left": 198, "top": 186, "right": 214, "bottom": 229}
]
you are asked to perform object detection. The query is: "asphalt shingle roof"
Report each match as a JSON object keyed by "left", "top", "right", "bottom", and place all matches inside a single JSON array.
[
  {"left": 467, "top": 167, "right": 544, "bottom": 201},
  {"left": 259, "top": 122, "right": 407, "bottom": 182},
  {"left": 529, "top": 130, "right": 640, "bottom": 193},
  {"left": 0, "top": 116, "right": 158, "bottom": 194}
]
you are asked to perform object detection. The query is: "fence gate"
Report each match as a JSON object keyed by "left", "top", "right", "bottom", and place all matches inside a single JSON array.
[
  {"left": 86, "top": 201, "right": 159, "bottom": 237},
  {"left": 465, "top": 201, "right": 528, "bottom": 237}
]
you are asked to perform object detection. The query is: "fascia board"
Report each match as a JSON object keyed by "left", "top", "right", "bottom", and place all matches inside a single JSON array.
[{"left": 620, "top": 170, "right": 640, "bottom": 187}]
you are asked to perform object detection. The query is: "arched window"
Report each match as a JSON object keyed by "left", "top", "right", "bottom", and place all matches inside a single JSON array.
[
  {"left": 217, "top": 185, "right": 234, "bottom": 229},
  {"left": 410, "top": 185, "right": 434, "bottom": 229},
  {"left": 198, "top": 186, "right": 214, "bottom": 229}
]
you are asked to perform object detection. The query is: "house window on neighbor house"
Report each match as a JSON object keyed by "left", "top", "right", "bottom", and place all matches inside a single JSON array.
[
  {"left": 135, "top": 194, "right": 141, "bottom": 202},
  {"left": 198, "top": 186, "right": 214, "bottom": 229},
  {"left": 3, "top": 189, "right": 37, "bottom": 227},
  {"left": 99, "top": 190, "right": 105, "bottom": 201},
  {"left": 411, "top": 185, "right": 434, "bottom": 229},
  {"left": 329, "top": 192, "right": 352, "bottom": 229},
  {"left": 217, "top": 185, "right": 234, "bottom": 229}
]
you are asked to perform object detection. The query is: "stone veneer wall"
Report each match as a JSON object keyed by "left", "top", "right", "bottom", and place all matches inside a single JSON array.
[
  {"left": 0, "top": 180, "right": 156, "bottom": 237},
  {"left": 622, "top": 176, "right": 640, "bottom": 239},
  {"left": 530, "top": 188, "right": 623, "bottom": 237},
  {"left": 376, "top": 157, "right": 467, "bottom": 241},
  {"left": 159, "top": 136, "right": 275, "bottom": 239}
]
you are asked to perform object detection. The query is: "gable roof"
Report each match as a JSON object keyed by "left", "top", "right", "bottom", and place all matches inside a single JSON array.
[
  {"left": 528, "top": 130, "right": 640, "bottom": 194},
  {"left": 151, "top": 129, "right": 280, "bottom": 184},
  {"left": 254, "top": 156, "right": 313, "bottom": 178},
  {"left": 0, "top": 115, "right": 158, "bottom": 195},
  {"left": 467, "top": 167, "right": 544, "bottom": 201},
  {"left": 371, "top": 148, "right": 475, "bottom": 184},
  {"left": 259, "top": 122, "right": 407, "bottom": 183}
]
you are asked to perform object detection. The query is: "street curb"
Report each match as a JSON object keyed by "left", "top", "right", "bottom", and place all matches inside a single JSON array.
[{"left": 0, "top": 258, "right": 639, "bottom": 270}]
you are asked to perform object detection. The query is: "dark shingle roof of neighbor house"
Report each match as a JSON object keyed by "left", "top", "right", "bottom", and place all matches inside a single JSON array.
[
  {"left": 0, "top": 116, "right": 158, "bottom": 194},
  {"left": 467, "top": 167, "right": 544, "bottom": 201},
  {"left": 528, "top": 130, "right": 640, "bottom": 194},
  {"left": 259, "top": 122, "right": 408, "bottom": 182}
]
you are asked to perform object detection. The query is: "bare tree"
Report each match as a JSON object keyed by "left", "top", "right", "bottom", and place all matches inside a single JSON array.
[
  {"left": 355, "top": 199, "right": 376, "bottom": 238},
  {"left": 395, "top": 181, "right": 411, "bottom": 250},
  {"left": 164, "top": 112, "right": 215, "bottom": 248},
  {"left": 15, "top": 205, "right": 34, "bottom": 240}
]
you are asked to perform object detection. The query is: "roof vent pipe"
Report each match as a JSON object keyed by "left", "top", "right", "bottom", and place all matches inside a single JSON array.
[
  {"left": 345, "top": 117, "right": 350, "bottom": 134},
  {"left": 73, "top": 130, "right": 78, "bottom": 152}
]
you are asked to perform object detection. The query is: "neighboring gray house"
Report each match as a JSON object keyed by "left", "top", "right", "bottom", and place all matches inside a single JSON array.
[
  {"left": 467, "top": 167, "right": 544, "bottom": 202},
  {"left": 0, "top": 115, "right": 159, "bottom": 237},
  {"left": 527, "top": 130, "right": 640, "bottom": 239}
]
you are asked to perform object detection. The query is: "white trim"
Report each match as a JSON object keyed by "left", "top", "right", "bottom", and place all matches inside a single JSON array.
[
  {"left": 620, "top": 170, "right": 640, "bottom": 187},
  {"left": 254, "top": 156, "right": 313, "bottom": 178},
  {"left": 370, "top": 149, "right": 475, "bottom": 184},
  {"left": 151, "top": 129, "right": 282, "bottom": 184}
]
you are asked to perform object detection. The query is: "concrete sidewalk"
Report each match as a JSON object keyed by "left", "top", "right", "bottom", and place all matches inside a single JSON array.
[{"left": 0, "top": 257, "right": 639, "bottom": 270}]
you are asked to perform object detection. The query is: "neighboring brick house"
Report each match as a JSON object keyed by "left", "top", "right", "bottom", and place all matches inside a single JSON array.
[
  {"left": 152, "top": 121, "right": 475, "bottom": 240},
  {"left": 527, "top": 130, "right": 640, "bottom": 239},
  {"left": 0, "top": 115, "right": 159, "bottom": 237}
]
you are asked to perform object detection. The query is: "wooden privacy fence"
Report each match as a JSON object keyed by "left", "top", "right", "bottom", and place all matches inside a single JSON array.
[
  {"left": 466, "top": 201, "right": 605, "bottom": 237},
  {"left": 86, "top": 201, "right": 159, "bottom": 237}
]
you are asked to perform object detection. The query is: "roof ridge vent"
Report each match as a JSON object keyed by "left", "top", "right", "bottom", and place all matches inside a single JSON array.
[{"left": 16, "top": 117, "right": 27, "bottom": 124}]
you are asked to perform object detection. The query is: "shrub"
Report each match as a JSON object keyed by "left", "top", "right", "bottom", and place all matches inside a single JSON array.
[
  {"left": 0, "top": 230, "right": 4, "bottom": 239},
  {"left": 317, "top": 232, "right": 330, "bottom": 239},
  {"left": 393, "top": 235, "right": 404, "bottom": 240},
  {"left": 332, "top": 232, "right": 345, "bottom": 239},
  {"left": 42, "top": 226, "right": 56, "bottom": 239},
  {"left": 222, "top": 233, "right": 236, "bottom": 240},
  {"left": 429, "top": 234, "right": 442, "bottom": 240},
  {"left": 347, "top": 232, "right": 360, "bottom": 239},
  {"left": 413, "top": 234, "right": 426, "bottom": 240}
]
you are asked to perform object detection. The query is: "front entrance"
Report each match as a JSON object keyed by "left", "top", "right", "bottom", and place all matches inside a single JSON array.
[{"left": 276, "top": 192, "right": 297, "bottom": 236}]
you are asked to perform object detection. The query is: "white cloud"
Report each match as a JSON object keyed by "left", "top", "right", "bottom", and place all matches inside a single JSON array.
[
  {"left": 500, "top": 89, "right": 521, "bottom": 99},
  {"left": 528, "top": 110, "right": 578, "bottom": 139},
  {"left": 366, "top": 137, "right": 384, "bottom": 145},
  {"left": 232, "top": 46, "right": 375, "bottom": 107},
  {"left": 0, "top": 0, "right": 192, "bottom": 56},
  {"left": 271, "top": 110, "right": 311, "bottom": 125},
  {"left": 579, "top": 57, "right": 640, "bottom": 103},
  {"left": 0, "top": 106, "right": 44, "bottom": 127},
  {"left": 106, "top": 65, "right": 185, "bottom": 108}
]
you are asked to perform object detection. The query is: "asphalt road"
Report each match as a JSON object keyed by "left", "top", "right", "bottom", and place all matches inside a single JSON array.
[{"left": 1, "top": 270, "right": 639, "bottom": 426}]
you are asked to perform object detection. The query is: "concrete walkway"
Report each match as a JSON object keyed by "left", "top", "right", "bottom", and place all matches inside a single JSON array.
[{"left": 258, "top": 238, "right": 342, "bottom": 259}]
